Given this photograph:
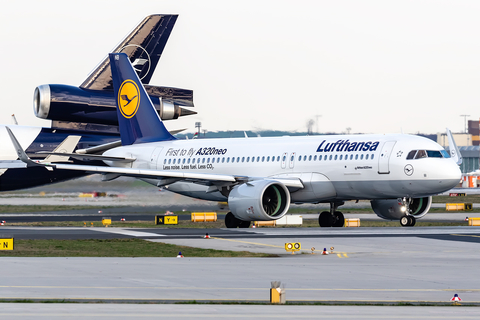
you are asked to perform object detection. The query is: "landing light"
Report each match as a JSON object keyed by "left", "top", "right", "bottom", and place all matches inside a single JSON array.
[{"left": 400, "top": 206, "right": 407, "bottom": 212}]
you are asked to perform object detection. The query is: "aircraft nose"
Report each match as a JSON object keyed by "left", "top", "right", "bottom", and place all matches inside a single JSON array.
[{"left": 445, "top": 161, "right": 462, "bottom": 188}]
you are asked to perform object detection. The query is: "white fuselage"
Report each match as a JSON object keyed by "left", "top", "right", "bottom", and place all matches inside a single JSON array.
[{"left": 103, "top": 133, "right": 461, "bottom": 203}]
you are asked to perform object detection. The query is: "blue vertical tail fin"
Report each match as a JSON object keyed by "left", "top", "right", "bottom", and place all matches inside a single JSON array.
[{"left": 109, "top": 53, "right": 176, "bottom": 145}]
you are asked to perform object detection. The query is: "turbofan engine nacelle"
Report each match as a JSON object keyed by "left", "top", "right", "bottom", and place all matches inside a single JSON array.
[
  {"left": 34, "top": 84, "right": 196, "bottom": 125},
  {"left": 370, "top": 196, "right": 432, "bottom": 220},
  {"left": 228, "top": 180, "right": 290, "bottom": 221}
]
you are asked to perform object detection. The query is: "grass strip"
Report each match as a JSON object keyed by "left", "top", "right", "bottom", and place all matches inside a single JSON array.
[{"left": 0, "top": 238, "right": 274, "bottom": 257}]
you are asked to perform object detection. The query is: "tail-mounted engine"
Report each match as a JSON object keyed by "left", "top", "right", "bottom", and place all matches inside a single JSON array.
[
  {"left": 34, "top": 84, "right": 196, "bottom": 125},
  {"left": 370, "top": 196, "right": 432, "bottom": 220},
  {"left": 228, "top": 180, "right": 290, "bottom": 221}
]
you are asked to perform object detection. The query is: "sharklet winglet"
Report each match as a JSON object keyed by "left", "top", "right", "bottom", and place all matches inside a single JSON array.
[{"left": 5, "top": 127, "right": 45, "bottom": 167}]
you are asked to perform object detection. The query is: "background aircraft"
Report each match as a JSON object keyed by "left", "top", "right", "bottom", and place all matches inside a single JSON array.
[
  {"left": 18, "top": 53, "right": 461, "bottom": 227},
  {"left": 0, "top": 14, "right": 195, "bottom": 191}
]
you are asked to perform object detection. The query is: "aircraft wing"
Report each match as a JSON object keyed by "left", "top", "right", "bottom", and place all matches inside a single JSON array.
[
  {"left": 0, "top": 160, "right": 27, "bottom": 169},
  {"left": 37, "top": 152, "right": 136, "bottom": 163},
  {"left": 52, "top": 163, "right": 237, "bottom": 182},
  {"left": 51, "top": 163, "right": 303, "bottom": 188}
]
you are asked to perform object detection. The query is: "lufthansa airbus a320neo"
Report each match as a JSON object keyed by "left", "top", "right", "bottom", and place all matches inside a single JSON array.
[{"left": 7, "top": 53, "right": 462, "bottom": 227}]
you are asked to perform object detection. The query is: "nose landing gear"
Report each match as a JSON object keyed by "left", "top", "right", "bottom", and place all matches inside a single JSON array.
[
  {"left": 318, "top": 202, "right": 345, "bottom": 227},
  {"left": 400, "top": 215, "right": 416, "bottom": 227}
]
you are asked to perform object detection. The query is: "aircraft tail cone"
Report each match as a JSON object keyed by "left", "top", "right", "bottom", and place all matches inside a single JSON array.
[{"left": 177, "top": 252, "right": 184, "bottom": 258}]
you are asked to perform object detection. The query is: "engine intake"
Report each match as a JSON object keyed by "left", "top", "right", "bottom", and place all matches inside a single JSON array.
[
  {"left": 371, "top": 196, "right": 432, "bottom": 220},
  {"left": 228, "top": 180, "right": 290, "bottom": 221}
]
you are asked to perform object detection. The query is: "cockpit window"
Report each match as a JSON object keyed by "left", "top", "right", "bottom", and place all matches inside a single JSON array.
[
  {"left": 415, "top": 150, "right": 427, "bottom": 159},
  {"left": 406, "top": 150, "right": 417, "bottom": 160},
  {"left": 407, "top": 149, "right": 447, "bottom": 159},
  {"left": 426, "top": 150, "right": 442, "bottom": 158}
]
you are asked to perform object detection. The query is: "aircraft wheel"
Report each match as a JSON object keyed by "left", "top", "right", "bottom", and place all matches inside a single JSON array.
[
  {"left": 239, "top": 220, "right": 251, "bottom": 228},
  {"left": 400, "top": 216, "right": 415, "bottom": 227},
  {"left": 333, "top": 211, "right": 345, "bottom": 227},
  {"left": 319, "top": 211, "right": 333, "bottom": 227},
  {"left": 409, "top": 216, "right": 416, "bottom": 227},
  {"left": 225, "top": 212, "right": 240, "bottom": 228}
]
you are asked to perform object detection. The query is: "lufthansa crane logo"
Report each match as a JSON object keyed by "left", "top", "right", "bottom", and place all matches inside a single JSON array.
[
  {"left": 404, "top": 164, "right": 414, "bottom": 176},
  {"left": 118, "top": 80, "right": 140, "bottom": 118}
]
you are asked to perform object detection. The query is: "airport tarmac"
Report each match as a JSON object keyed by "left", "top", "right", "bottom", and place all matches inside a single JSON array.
[
  {"left": 1, "top": 179, "right": 480, "bottom": 317},
  {"left": 2, "top": 226, "right": 480, "bottom": 305},
  {"left": 0, "top": 304, "right": 478, "bottom": 319}
]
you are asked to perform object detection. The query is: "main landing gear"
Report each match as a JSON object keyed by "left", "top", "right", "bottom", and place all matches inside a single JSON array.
[
  {"left": 318, "top": 202, "right": 345, "bottom": 227},
  {"left": 400, "top": 215, "right": 416, "bottom": 227},
  {"left": 225, "top": 212, "right": 251, "bottom": 228}
]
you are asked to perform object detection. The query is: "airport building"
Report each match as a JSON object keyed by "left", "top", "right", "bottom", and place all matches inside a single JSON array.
[{"left": 436, "top": 120, "right": 480, "bottom": 186}]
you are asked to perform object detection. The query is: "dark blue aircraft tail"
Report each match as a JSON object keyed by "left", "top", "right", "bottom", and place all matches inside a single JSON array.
[{"left": 109, "top": 53, "right": 176, "bottom": 145}]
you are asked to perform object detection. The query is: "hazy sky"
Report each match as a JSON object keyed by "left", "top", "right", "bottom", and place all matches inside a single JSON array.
[{"left": 1, "top": 0, "right": 480, "bottom": 135}]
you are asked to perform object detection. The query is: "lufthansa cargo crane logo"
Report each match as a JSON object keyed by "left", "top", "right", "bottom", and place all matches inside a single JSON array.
[{"left": 118, "top": 79, "right": 140, "bottom": 118}]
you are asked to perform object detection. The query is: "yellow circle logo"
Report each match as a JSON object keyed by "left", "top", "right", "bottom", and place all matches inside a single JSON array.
[{"left": 118, "top": 80, "right": 140, "bottom": 118}]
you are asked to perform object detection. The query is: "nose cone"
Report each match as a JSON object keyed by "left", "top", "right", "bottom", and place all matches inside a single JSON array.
[{"left": 439, "top": 160, "right": 462, "bottom": 191}]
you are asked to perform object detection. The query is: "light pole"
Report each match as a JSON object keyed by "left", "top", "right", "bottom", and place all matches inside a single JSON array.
[{"left": 460, "top": 115, "right": 470, "bottom": 134}]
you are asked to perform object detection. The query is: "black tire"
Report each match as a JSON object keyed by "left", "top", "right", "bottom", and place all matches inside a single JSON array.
[
  {"left": 319, "top": 211, "right": 333, "bottom": 227},
  {"left": 400, "top": 216, "right": 413, "bottom": 227},
  {"left": 333, "top": 211, "right": 345, "bottom": 227},
  {"left": 409, "top": 216, "right": 416, "bottom": 227},
  {"left": 225, "top": 212, "right": 240, "bottom": 228},
  {"left": 239, "top": 220, "right": 251, "bottom": 228}
]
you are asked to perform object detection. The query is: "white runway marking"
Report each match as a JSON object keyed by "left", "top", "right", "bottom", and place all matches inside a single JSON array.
[{"left": 92, "top": 228, "right": 165, "bottom": 237}]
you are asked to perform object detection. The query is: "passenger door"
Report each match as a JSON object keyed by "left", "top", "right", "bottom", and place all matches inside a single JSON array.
[{"left": 378, "top": 141, "right": 396, "bottom": 174}]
